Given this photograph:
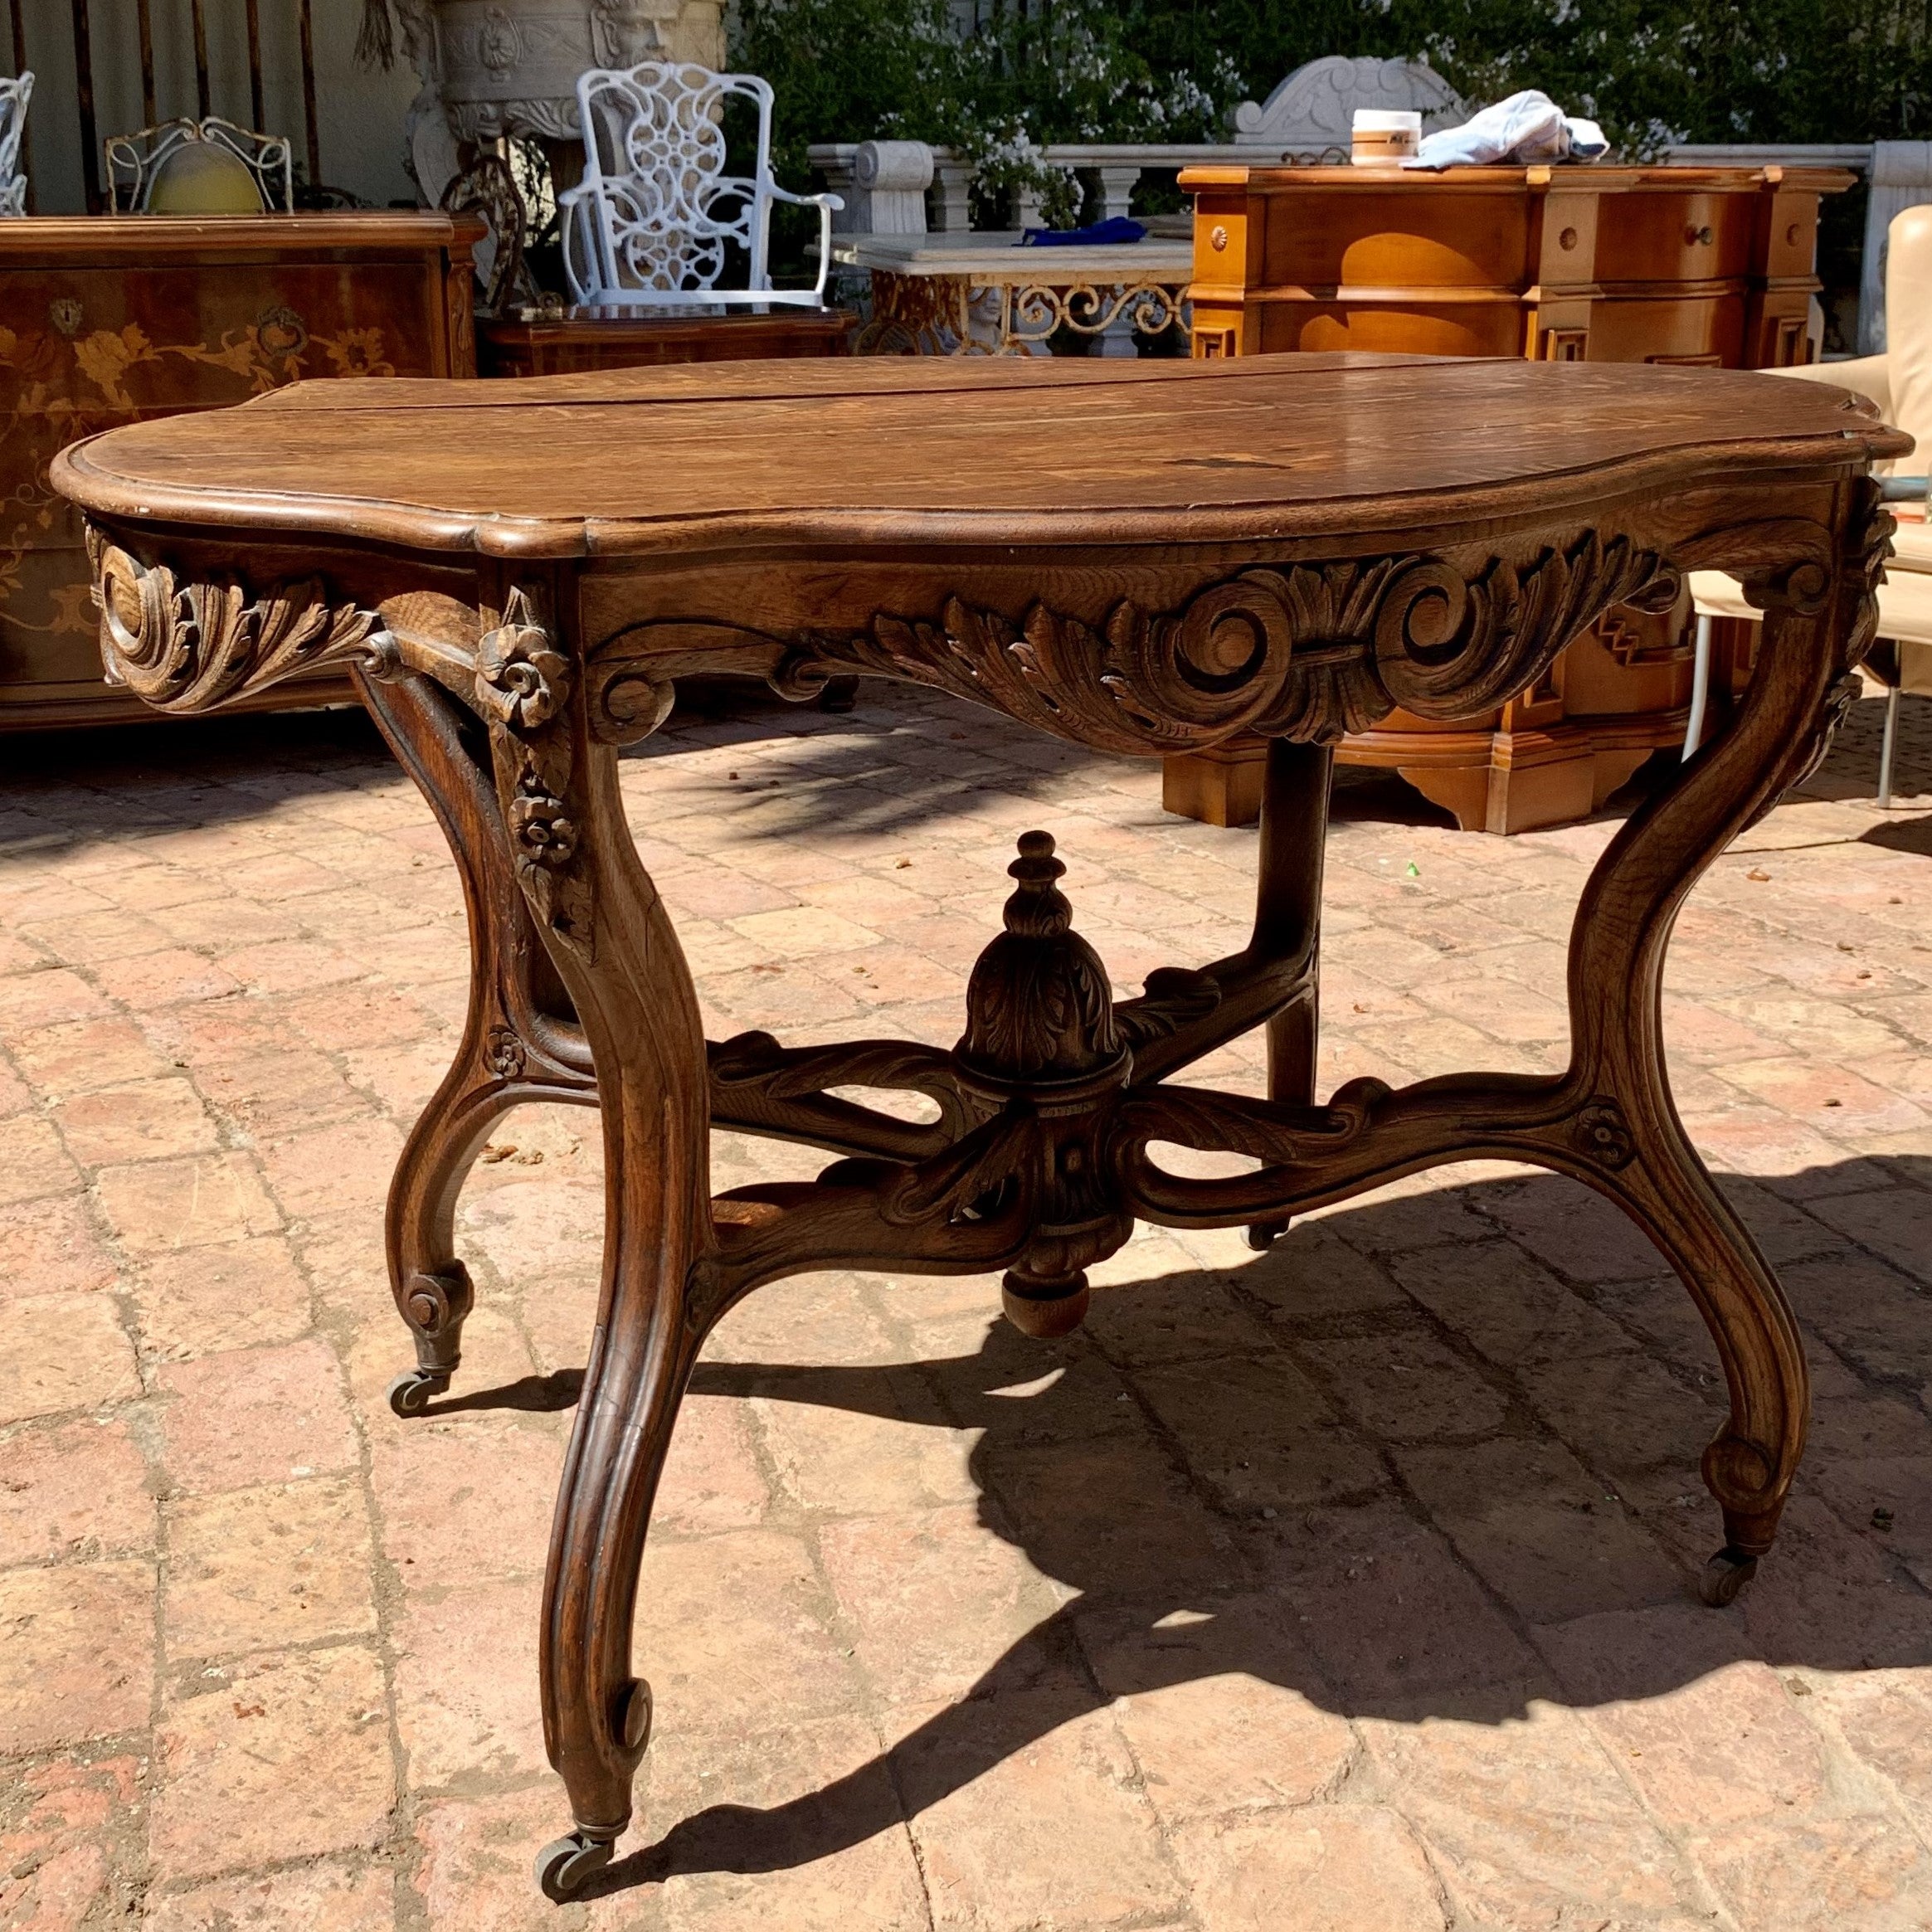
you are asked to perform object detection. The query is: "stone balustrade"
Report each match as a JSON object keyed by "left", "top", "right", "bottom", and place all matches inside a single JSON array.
[
  {"left": 809, "top": 134, "right": 1929, "bottom": 354},
  {"left": 806, "top": 140, "right": 1306, "bottom": 236}
]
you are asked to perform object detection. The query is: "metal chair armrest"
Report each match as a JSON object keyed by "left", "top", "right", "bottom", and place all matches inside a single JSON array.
[{"left": 763, "top": 182, "right": 844, "bottom": 213}]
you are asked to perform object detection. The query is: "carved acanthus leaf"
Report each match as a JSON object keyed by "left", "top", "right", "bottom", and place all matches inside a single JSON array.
[
  {"left": 89, "top": 533, "right": 380, "bottom": 713},
  {"left": 1114, "top": 966, "right": 1222, "bottom": 1051},
  {"left": 770, "top": 533, "right": 1672, "bottom": 753}
]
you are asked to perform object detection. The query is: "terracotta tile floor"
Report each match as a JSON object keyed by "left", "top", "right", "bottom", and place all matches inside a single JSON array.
[{"left": 1, "top": 679, "right": 1929, "bottom": 1931}]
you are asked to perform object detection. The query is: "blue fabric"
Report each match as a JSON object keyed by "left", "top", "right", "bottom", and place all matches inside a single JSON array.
[{"left": 1017, "top": 217, "right": 1147, "bottom": 247}]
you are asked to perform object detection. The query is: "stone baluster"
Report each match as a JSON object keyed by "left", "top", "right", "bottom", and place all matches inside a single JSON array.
[{"left": 1078, "top": 163, "right": 1142, "bottom": 224}]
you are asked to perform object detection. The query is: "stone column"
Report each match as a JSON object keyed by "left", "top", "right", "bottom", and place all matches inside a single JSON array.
[{"left": 1078, "top": 163, "right": 1141, "bottom": 224}]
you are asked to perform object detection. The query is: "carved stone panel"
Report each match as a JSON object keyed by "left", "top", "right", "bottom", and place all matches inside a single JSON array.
[{"left": 423, "top": 0, "right": 725, "bottom": 144}]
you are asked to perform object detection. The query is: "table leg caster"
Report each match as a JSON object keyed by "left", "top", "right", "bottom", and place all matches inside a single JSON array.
[
  {"left": 1698, "top": 1545, "right": 1760, "bottom": 1607},
  {"left": 387, "top": 1368, "right": 451, "bottom": 1418},
  {"left": 533, "top": 1827, "right": 618, "bottom": 1900},
  {"left": 1244, "top": 1219, "right": 1289, "bottom": 1252}
]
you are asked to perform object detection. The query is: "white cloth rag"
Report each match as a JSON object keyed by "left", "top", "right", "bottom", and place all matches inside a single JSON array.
[{"left": 1411, "top": 89, "right": 1608, "bottom": 168}]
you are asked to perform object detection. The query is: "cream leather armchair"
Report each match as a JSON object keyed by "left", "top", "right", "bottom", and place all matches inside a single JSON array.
[{"left": 1688, "top": 203, "right": 1932, "bottom": 805}]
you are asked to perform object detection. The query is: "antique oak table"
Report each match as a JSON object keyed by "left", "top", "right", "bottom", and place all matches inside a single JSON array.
[{"left": 52, "top": 353, "right": 1904, "bottom": 1897}]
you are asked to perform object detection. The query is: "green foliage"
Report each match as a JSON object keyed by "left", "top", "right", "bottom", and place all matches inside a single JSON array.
[
  {"left": 731, "top": 0, "right": 1932, "bottom": 175},
  {"left": 1411, "top": 0, "right": 1932, "bottom": 152},
  {"left": 732, "top": 0, "right": 1241, "bottom": 224}
]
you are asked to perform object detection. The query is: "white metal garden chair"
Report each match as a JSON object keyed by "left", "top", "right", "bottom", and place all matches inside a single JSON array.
[
  {"left": 0, "top": 71, "right": 32, "bottom": 218},
  {"left": 557, "top": 62, "right": 841, "bottom": 309}
]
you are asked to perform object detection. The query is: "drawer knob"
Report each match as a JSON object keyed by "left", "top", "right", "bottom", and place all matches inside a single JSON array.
[{"left": 1686, "top": 223, "right": 1714, "bottom": 246}]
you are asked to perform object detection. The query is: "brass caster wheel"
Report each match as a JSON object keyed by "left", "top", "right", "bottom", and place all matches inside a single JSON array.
[
  {"left": 1698, "top": 1545, "right": 1759, "bottom": 1608},
  {"left": 387, "top": 1367, "right": 451, "bottom": 1418},
  {"left": 534, "top": 1829, "right": 616, "bottom": 1901},
  {"left": 1245, "top": 1219, "right": 1289, "bottom": 1252}
]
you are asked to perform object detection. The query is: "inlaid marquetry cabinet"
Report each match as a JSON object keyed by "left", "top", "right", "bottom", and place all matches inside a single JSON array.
[
  {"left": 0, "top": 213, "right": 481, "bottom": 730},
  {"left": 1172, "top": 162, "right": 1854, "bottom": 830}
]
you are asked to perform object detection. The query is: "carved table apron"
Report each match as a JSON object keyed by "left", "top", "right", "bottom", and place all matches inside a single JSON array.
[{"left": 51, "top": 351, "right": 1905, "bottom": 1899}]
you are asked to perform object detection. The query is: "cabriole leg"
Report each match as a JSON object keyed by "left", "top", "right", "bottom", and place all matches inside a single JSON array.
[
  {"left": 355, "top": 666, "right": 596, "bottom": 1416},
  {"left": 1560, "top": 487, "right": 1888, "bottom": 1600},
  {"left": 464, "top": 582, "right": 714, "bottom": 1891}
]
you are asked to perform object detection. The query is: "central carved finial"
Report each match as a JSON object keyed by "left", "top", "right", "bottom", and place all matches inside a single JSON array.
[
  {"left": 956, "top": 831, "right": 1122, "bottom": 1087},
  {"left": 1003, "top": 830, "right": 1071, "bottom": 937}
]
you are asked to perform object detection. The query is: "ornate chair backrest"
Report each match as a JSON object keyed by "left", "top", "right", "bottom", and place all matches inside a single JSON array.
[
  {"left": 105, "top": 116, "right": 294, "bottom": 214},
  {"left": 564, "top": 62, "right": 779, "bottom": 299},
  {"left": 0, "top": 71, "right": 32, "bottom": 218}
]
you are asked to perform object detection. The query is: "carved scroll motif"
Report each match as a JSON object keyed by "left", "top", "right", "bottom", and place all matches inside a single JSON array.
[
  {"left": 477, "top": 586, "right": 596, "bottom": 959},
  {"left": 766, "top": 533, "right": 1674, "bottom": 754},
  {"left": 86, "top": 527, "right": 380, "bottom": 713},
  {"left": 1713, "top": 479, "right": 1895, "bottom": 804}
]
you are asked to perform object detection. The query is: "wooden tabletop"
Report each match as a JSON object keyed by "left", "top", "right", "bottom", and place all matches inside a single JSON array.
[{"left": 54, "top": 352, "right": 1904, "bottom": 561}]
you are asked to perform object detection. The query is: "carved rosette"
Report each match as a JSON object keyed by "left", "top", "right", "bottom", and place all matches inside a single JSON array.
[
  {"left": 485, "top": 1024, "right": 528, "bottom": 1079},
  {"left": 86, "top": 528, "right": 380, "bottom": 713},
  {"left": 770, "top": 532, "right": 1673, "bottom": 755},
  {"left": 1574, "top": 1099, "right": 1635, "bottom": 1170},
  {"left": 477, "top": 586, "right": 596, "bottom": 957},
  {"left": 476, "top": 610, "right": 571, "bottom": 731}
]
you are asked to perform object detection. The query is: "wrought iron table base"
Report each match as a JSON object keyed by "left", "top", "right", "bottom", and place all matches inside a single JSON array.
[{"left": 855, "top": 268, "right": 1190, "bottom": 355}]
